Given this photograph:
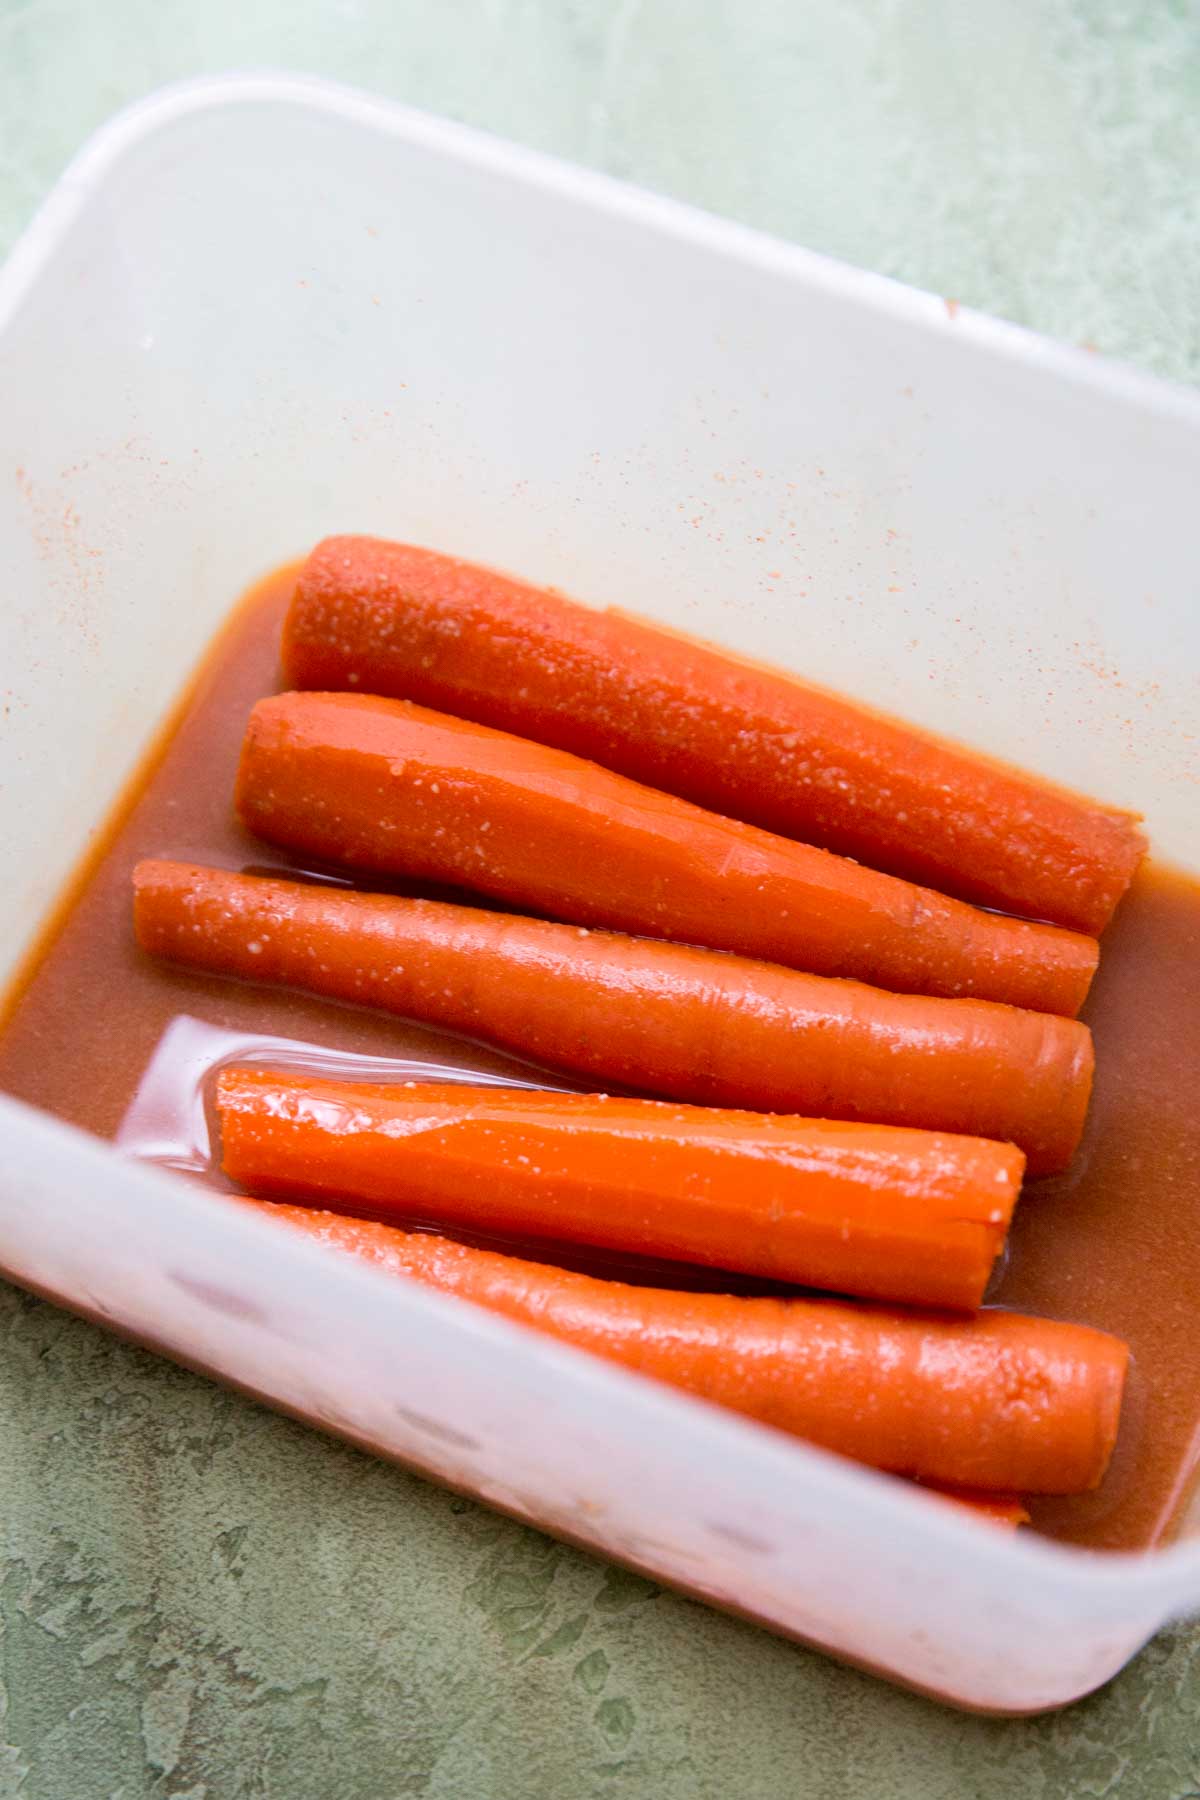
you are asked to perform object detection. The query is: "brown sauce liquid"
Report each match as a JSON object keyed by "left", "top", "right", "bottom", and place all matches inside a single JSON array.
[{"left": 2, "top": 564, "right": 1198, "bottom": 1553}]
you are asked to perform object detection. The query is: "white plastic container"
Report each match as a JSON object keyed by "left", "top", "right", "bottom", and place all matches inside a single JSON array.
[{"left": 1, "top": 74, "right": 1198, "bottom": 1713}]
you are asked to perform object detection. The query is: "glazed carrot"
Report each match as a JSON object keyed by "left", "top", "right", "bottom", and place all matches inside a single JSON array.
[
  {"left": 235, "top": 690, "right": 1097, "bottom": 1016},
  {"left": 133, "top": 862, "right": 1093, "bottom": 1174},
  {"left": 240, "top": 1203, "right": 1128, "bottom": 1493},
  {"left": 919, "top": 1487, "right": 1030, "bottom": 1530},
  {"left": 215, "top": 1069, "right": 1023, "bottom": 1309},
  {"left": 284, "top": 536, "right": 1146, "bottom": 934}
]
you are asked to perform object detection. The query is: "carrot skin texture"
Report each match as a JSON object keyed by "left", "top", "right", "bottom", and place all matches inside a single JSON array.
[
  {"left": 242, "top": 1203, "right": 1128, "bottom": 1494},
  {"left": 235, "top": 689, "right": 1097, "bottom": 1017},
  {"left": 215, "top": 1070, "right": 1022, "bottom": 1309},
  {"left": 284, "top": 536, "right": 1146, "bottom": 935},
  {"left": 133, "top": 862, "right": 1093, "bottom": 1175}
]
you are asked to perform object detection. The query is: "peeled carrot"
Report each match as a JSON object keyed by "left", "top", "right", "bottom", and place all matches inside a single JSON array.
[
  {"left": 240, "top": 1202, "right": 1128, "bottom": 1493},
  {"left": 215, "top": 1069, "right": 1023, "bottom": 1309},
  {"left": 283, "top": 536, "right": 1146, "bottom": 935},
  {"left": 235, "top": 690, "right": 1097, "bottom": 1016},
  {"left": 133, "top": 863, "right": 1094, "bottom": 1173}
]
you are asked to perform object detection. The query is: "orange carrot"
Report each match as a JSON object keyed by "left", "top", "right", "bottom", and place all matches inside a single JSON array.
[
  {"left": 284, "top": 536, "right": 1146, "bottom": 935},
  {"left": 919, "top": 1487, "right": 1030, "bottom": 1530},
  {"left": 134, "top": 862, "right": 1093, "bottom": 1174},
  {"left": 215, "top": 1069, "right": 1023, "bottom": 1309},
  {"left": 241, "top": 1202, "right": 1128, "bottom": 1493},
  {"left": 235, "top": 690, "right": 1097, "bottom": 1016}
]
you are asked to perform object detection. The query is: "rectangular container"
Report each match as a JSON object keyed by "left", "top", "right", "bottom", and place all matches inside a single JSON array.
[{"left": 2, "top": 74, "right": 1198, "bottom": 1713}]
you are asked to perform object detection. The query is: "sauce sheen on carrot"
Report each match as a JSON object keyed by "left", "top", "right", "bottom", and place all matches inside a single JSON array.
[{"left": 214, "top": 1068, "right": 1023, "bottom": 1309}]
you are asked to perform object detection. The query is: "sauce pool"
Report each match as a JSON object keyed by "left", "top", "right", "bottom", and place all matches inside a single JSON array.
[{"left": 1, "top": 563, "right": 1198, "bottom": 1552}]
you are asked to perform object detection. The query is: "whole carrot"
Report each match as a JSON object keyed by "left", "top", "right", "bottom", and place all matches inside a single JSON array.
[
  {"left": 241, "top": 1202, "right": 1128, "bottom": 1494},
  {"left": 133, "top": 862, "right": 1094, "bottom": 1175},
  {"left": 215, "top": 1069, "right": 1023, "bottom": 1309},
  {"left": 284, "top": 536, "right": 1146, "bottom": 935},
  {"left": 236, "top": 690, "right": 1097, "bottom": 1016}
]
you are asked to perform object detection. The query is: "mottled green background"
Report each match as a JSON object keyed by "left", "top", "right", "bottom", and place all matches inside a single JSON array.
[{"left": 2, "top": 4, "right": 1199, "bottom": 1796}]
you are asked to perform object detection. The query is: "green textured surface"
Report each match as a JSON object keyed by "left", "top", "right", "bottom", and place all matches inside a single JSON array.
[{"left": 3, "top": 4, "right": 1200, "bottom": 1795}]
